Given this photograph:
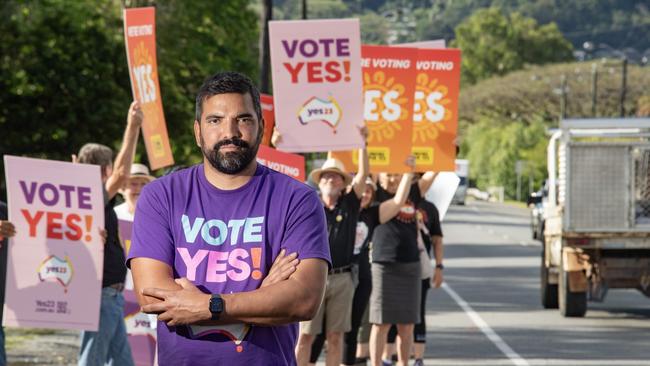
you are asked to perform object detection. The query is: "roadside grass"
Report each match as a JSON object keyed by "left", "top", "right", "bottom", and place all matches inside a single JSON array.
[
  {"left": 5, "top": 328, "right": 58, "bottom": 349},
  {"left": 504, "top": 199, "right": 528, "bottom": 209}
]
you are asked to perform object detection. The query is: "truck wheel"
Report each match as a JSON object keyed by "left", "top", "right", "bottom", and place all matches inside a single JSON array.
[
  {"left": 558, "top": 265, "right": 587, "bottom": 317},
  {"left": 541, "top": 251, "right": 558, "bottom": 309}
]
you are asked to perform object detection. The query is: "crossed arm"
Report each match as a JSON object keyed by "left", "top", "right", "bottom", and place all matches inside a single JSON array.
[{"left": 131, "top": 252, "right": 328, "bottom": 327}]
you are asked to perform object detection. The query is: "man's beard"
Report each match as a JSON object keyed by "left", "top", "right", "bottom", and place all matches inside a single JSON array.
[
  {"left": 201, "top": 136, "right": 259, "bottom": 175},
  {"left": 319, "top": 184, "right": 342, "bottom": 198}
]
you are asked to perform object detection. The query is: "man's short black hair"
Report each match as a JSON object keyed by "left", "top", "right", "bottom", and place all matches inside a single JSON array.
[{"left": 195, "top": 71, "right": 262, "bottom": 123}]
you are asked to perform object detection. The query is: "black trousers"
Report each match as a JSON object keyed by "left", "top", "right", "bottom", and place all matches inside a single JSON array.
[
  {"left": 310, "top": 259, "right": 372, "bottom": 364},
  {"left": 387, "top": 279, "right": 430, "bottom": 344}
]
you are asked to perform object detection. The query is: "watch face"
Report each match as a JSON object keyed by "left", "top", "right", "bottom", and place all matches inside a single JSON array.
[{"left": 210, "top": 295, "right": 224, "bottom": 313}]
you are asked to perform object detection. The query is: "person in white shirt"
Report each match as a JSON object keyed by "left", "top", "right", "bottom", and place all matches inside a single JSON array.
[{"left": 114, "top": 163, "right": 155, "bottom": 221}]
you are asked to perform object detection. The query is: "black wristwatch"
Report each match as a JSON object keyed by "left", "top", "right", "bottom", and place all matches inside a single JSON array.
[
  {"left": 209, "top": 294, "right": 224, "bottom": 321},
  {"left": 435, "top": 263, "right": 445, "bottom": 270}
]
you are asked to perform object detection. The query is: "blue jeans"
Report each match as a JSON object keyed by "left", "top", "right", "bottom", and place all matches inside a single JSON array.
[
  {"left": 0, "top": 326, "right": 5, "bottom": 366},
  {"left": 78, "top": 287, "right": 134, "bottom": 366}
]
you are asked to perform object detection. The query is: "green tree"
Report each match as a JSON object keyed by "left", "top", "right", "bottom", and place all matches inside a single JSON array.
[
  {"left": 451, "top": 7, "right": 573, "bottom": 84},
  {"left": 463, "top": 117, "right": 547, "bottom": 199},
  {"left": 0, "top": 0, "right": 131, "bottom": 164},
  {"left": 360, "top": 11, "right": 390, "bottom": 44},
  {"left": 276, "top": 0, "right": 350, "bottom": 20},
  {"left": 142, "top": 0, "right": 260, "bottom": 167},
  {"left": 0, "top": 0, "right": 259, "bottom": 199}
]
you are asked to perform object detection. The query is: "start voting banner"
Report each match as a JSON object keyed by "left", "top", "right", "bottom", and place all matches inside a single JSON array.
[
  {"left": 260, "top": 94, "right": 276, "bottom": 147},
  {"left": 412, "top": 48, "right": 461, "bottom": 171},
  {"left": 257, "top": 145, "right": 306, "bottom": 182},
  {"left": 269, "top": 19, "right": 364, "bottom": 152},
  {"left": 124, "top": 7, "right": 174, "bottom": 171},
  {"left": 333, "top": 45, "right": 418, "bottom": 173},
  {"left": 3, "top": 156, "right": 104, "bottom": 331}
]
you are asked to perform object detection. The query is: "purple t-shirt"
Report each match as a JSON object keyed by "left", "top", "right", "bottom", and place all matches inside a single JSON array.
[{"left": 127, "top": 164, "right": 330, "bottom": 366}]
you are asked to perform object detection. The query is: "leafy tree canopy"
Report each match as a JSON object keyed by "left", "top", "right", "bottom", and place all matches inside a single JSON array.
[{"left": 452, "top": 7, "right": 573, "bottom": 84}]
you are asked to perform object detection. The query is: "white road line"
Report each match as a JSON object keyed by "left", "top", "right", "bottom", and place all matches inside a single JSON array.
[
  {"left": 441, "top": 283, "right": 530, "bottom": 366},
  {"left": 519, "top": 240, "right": 537, "bottom": 247}
]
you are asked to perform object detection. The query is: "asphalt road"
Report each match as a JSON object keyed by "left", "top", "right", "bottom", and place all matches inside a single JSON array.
[
  {"left": 417, "top": 201, "right": 650, "bottom": 366},
  {"left": 6, "top": 200, "right": 650, "bottom": 365}
]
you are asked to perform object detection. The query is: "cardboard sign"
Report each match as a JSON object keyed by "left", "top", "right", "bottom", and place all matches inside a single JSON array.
[
  {"left": 412, "top": 48, "right": 461, "bottom": 171},
  {"left": 256, "top": 145, "right": 306, "bottom": 182},
  {"left": 269, "top": 19, "right": 364, "bottom": 152},
  {"left": 2, "top": 156, "right": 104, "bottom": 331},
  {"left": 332, "top": 45, "right": 418, "bottom": 173},
  {"left": 124, "top": 7, "right": 174, "bottom": 170},
  {"left": 119, "top": 218, "right": 157, "bottom": 366},
  {"left": 425, "top": 172, "right": 461, "bottom": 221},
  {"left": 260, "top": 94, "right": 275, "bottom": 146}
]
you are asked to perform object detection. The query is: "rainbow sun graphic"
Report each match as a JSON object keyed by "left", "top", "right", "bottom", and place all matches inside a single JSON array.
[
  {"left": 412, "top": 73, "right": 453, "bottom": 144},
  {"left": 364, "top": 71, "right": 410, "bottom": 143}
]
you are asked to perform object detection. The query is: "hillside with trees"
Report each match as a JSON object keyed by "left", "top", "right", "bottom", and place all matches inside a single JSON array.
[
  {"left": 273, "top": 0, "right": 650, "bottom": 61},
  {"left": 459, "top": 62, "right": 650, "bottom": 198}
]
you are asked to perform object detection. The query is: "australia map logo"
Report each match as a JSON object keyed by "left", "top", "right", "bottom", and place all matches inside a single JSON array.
[
  {"left": 38, "top": 255, "right": 74, "bottom": 292},
  {"left": 298, "top": 96, "right": 342, "bottom": 132}
]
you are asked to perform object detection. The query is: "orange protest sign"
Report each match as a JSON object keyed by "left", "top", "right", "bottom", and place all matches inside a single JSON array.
[
  {"left": 412, "top": 48, "right": 461, "bottom": 171},
  {"left": 260, "top": 94, "right": 275, "bottom": 146},
  {"left": 123, "top": 7, "right": 174, "bottom": 171},
  {"left": 333, "top": 45, "right": 417, "bottom": 173}
]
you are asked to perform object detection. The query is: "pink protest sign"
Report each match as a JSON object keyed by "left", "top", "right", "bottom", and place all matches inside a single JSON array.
[
  {"left": 269, "top": 19, "right": 364, "bottom": 152},
  {"left": 119, "top": 218, "right": 157, "bottom": 366},
  {"left": 2, "top": 156, "right": 104, "bottom": 331},
  {"left": 124, "top": 290, "right": 157, "bottom": 365}
]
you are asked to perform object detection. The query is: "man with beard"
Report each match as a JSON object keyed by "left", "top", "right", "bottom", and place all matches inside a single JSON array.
[
  {"left": 128, "top": 72, "right": 330, "bottom": 366},
  {"left": 296, "top": 140, "right": 369, "bottom": 366}
]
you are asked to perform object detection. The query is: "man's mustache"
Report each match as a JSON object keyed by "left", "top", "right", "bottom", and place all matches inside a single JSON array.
[{"left": 213, "top": 138, "right": 250, "bottom": 152}]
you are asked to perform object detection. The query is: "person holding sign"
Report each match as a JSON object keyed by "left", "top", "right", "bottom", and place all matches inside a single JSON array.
[
  {"left": 383, "top": 193, "right": 445, "bottom": 366},
  {"left": 369, "top": 170, "right": 436, "bottom": 366},
  {"left": 294, "top": 134, "right": 369, "bottom": 366},
  {"left": 128, "top": 72, "right": 330, "bottom": 366},
  {"left": 0, "top": 201, "right": 15, "bottom": 366},
  {"left": 76, "top": 101, "right": 143, "bottom": 366},
  {"left": 308, "top": 159, "right": 420, "bottom": 366}
]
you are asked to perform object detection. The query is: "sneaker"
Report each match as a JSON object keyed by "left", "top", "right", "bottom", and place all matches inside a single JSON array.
[
  {"left": 414, "top": 359, "right": 424, "bottom": 366},
  {"left": 381, "top": 359, "right": 393, "bottom": 366}
]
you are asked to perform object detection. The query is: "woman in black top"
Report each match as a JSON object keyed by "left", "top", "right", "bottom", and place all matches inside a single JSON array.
[
  {"left": 369, "top": 169, "right": 436, "bottom": 366},
  {"left": 309, "top": 167, "right": 423, "bottom": 366}
]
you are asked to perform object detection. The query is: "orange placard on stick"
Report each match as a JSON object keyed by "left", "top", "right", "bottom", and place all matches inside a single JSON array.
[
  {"left": 333, "top": 45, "right": 418, "bottom": 173},
  {"left": 260, "top": 94, "right": 276, "bottom": 146},
  {"left": 411, "top": 48, "right": 461, "bottom": 171},
  {"left": 123, "top": 7, "right": 174, "bottom": 171}
]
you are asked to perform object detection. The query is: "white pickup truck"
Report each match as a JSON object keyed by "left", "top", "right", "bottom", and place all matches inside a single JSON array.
[{"left": 541, "top": 118, "right": 650, "bottom": 317}]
